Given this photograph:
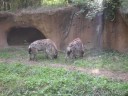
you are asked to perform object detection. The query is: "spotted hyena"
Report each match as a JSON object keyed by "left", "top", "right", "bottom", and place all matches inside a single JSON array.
[
  {"left": 28, "top": 39, "right": 58, "bottom": 61},
  {"left": 65, "top": 38, "right": 84, "bottom": 60}
]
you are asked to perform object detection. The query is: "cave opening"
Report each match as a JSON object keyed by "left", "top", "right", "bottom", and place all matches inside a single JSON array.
[{"left": 7, "top": 27, "right": 46, "bottom": 46}]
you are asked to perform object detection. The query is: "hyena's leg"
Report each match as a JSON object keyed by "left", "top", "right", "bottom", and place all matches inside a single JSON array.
[
  {"left": 70, "top": 52, "right": 75, "bottom": 59},
  {"left": 69, "top": 49, "right": 77, "bottom": 59},
  {"left": 29, "top": 53, "right": 36, "bottom": 61},
  {"left": 48, "top": 53, "right": 54, "bottom": 59},
  {"left": 28, "top": 47, "right": 33, "bottom": 61},
  {"left": 29, "top": 53, "right": 33, "bottom": 61},
  {"left": 33, "top": 54, "right": 37, "bottom": 61},
  {"left": 31, "top": 48, "right": 38, "bottom": 61},
  {"left": 65, "top": 51, "right": 71, "bottom": 62},
  {"left": 65, "top": 55, "right": 72, "bottom": 62},
  {"left": 46, "top": 49, "right": 54, "bottom": 59},
  {"left": 65, "top": 49, "right": 76, "bottom": 62},
  {"left": 44, "top": 50, "right": 48, "bottom": 59},
  {"left": 80, "top": 50, "right": 84, "bottom": 57},
  {"left": 29, "top": 50, "right": 35, "bottom": 61},
  {"left": 65, "top": 54, "right": 68, "bottom": 62}
]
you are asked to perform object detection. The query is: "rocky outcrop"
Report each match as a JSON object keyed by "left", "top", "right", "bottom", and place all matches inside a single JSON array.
[
  {"left": 0, "top": 7, "right": 128, "bottom": 52},
  {"left": 103, "top": 10, "right": 128, "bottom": 52},
  {"left": 0, "top": 7, "right": 73, "bottom": 49}
]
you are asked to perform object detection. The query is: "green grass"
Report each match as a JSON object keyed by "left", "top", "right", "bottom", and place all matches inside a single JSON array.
[
  {"left": 42, "top": 0, "right": 67, "bottom": 6},
  {"left": 0, "top": 63, "right": 128, "bottom": 96},
  {"left": 0, "top": 47, "right": 128, "bottom": 95},
  {"left": 0, "top": 47, "right": 128, "bottom": 72},
  {"left": 0, "top": 47, "right": 27, "bottom": 59},
  {"left": 73, "top": 51, "right": 128, "bottom": 72}
]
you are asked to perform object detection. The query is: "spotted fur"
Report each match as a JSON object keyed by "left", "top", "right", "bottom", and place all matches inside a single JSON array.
[
  {"left": 65, "top": 38, "right": 84, "bottom": 60},
  {"left": 28, "top": 39, "right": 58, "bottom": 60}
]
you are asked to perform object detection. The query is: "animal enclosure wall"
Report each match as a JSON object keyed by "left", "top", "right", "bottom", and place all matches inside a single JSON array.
[{"left": 0, "top": 7, "right": 128, "bottom": 52}]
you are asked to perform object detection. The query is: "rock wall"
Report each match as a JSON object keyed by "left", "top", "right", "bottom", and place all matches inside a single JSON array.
[
  {"left": 103, "top": 11, "right": 128, "bottom": 52},
  {"left": 0, "top": 7, "right": 128, "bottom": 52}
]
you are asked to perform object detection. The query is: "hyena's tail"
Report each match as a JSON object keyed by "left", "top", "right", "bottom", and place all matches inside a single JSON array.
[{"left": 28, "top": 47, "right": 32, "bottom": 54}]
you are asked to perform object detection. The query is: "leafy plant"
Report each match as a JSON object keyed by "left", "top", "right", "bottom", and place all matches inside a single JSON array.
[
  {"left": 0, "top": 63, "right": 128, "bottom": 96},
  {"left": 103, "top": 0, "right": 120, "bottom": 21},
  {"left": 120, "top": 0, "right": 128, "bottom": 13}
]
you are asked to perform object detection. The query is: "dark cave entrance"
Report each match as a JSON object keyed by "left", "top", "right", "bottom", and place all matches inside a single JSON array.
[{"left": 7, "top": 27, "right": 46, "bottom": 45}]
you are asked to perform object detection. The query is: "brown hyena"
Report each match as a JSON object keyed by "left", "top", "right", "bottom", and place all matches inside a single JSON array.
[
  {"left": 28, "top": 39, "right": 58, "bottom": 61},
  {"left": 65, "top": 38, "right": 84, "bottom": 60}
]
